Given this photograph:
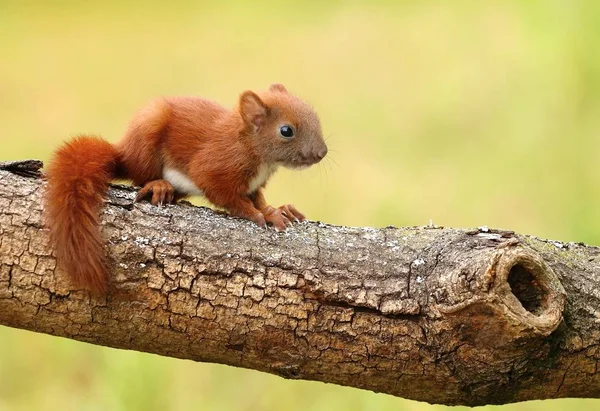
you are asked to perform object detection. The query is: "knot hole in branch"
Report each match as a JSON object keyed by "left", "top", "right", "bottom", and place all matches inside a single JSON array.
[
  {"left": 507, "top": 263, "right": 545, "bottom": 315},
  {"left": 494, "top": 249, "right": 565, "bottom": 335}
]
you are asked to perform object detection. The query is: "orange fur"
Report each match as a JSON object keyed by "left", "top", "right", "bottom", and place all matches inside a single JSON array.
[
  {"left": 45, "top": 136, "right": 119, "bottom": 294},
  {"left": 45, "top": 84, "right": 327, "bottom": 293}
]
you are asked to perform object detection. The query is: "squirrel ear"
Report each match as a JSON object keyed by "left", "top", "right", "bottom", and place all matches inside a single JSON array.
[
  {"left": 269, "top": 83, "right": 288, "bottom": 93},
  {"left": 239, "top": 91, "right": 268, "bottom": 130}
]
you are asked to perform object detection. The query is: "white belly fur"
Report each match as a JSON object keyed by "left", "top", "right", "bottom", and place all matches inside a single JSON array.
[
  {"left": 248, "top": 163, "right": 278, "bottom": 194},
  {"left": 163, "top": 164, "right": 277, "bottom": 197},
  {"left": 163, "top": 167, "right": 204, "bottom": 196}
]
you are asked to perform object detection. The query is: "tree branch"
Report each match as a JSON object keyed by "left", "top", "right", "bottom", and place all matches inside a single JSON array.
[{"left": 1, "top": 160, "right": 599, "bottom": 406}]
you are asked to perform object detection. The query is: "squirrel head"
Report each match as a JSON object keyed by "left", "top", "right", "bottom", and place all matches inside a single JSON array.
[{"left": 238, "top": 84, "right": 327, "bottom": 169}]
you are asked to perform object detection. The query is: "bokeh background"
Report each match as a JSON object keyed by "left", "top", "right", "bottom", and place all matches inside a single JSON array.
[{"left": 1, "top": 1, "right": 600, "bottom": 410}]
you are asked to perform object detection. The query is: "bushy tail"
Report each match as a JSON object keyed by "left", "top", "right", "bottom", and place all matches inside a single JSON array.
[{"left": 45, "top": 135, "right": 119, "bottom": 294}]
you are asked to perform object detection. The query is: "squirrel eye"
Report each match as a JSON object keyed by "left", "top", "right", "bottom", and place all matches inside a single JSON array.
[{"left": 279, "top": 125, "right": 294, "bottom": 138}]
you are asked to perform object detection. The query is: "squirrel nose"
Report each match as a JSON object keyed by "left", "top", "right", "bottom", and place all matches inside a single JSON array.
[
  {"left": 301, "top": 146, "right": 328, "bottom": 164},
  {"left": 317, "top": 147, "right": 328, "bottom": 160}
]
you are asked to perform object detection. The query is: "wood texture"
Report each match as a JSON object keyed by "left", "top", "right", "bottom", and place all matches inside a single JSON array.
[{"left": 1, "top": 160, "right": 599, "bottom": 406}]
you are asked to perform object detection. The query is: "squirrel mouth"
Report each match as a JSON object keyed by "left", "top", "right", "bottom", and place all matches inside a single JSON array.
[
  {"left": 283, "top": 153, "right": 325, "bottom": 170},
  {"left": 285, "top": 161, "right": 314, "bottom": 170}
]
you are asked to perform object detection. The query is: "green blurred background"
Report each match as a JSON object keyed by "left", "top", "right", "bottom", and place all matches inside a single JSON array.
[{"left": 1, "top": 0, "right": 599, "bottom": 410}]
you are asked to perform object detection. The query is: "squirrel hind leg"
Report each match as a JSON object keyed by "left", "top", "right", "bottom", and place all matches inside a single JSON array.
[{"left": 118, "top": 98, "right": 171, "bottom": 184}]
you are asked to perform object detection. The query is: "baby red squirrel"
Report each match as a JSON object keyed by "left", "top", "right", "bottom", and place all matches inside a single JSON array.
[{"left": 45, "top": 83, "right": 327, "bottom": 294}]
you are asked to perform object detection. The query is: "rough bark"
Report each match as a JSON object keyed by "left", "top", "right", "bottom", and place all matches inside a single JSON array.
[{"left": 1, "top": 160, "right": 599, "bottom": 406}]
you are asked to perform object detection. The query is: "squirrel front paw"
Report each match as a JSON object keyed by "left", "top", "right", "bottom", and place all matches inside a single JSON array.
[
  {"left": 249, "top": 212, "right": 267, "bottom": 228},
  {"left": 262, "top": 205, "right": 305, "bottom": 231},
  {"left": 263, "top": 207, "right": 290, "bottom": 231},
  {"left": 277, "top": 204, "right": 306, "bottom": 223}
]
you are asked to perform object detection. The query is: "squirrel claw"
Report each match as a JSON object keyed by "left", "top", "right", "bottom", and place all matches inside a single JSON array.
[{"left": 278, "top": 204, "right": 305, "bottom": 223}]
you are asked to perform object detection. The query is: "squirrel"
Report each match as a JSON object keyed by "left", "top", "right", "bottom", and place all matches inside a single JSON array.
[{"left": 44, "top": 83, "right": 327, "bottom": 294}]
